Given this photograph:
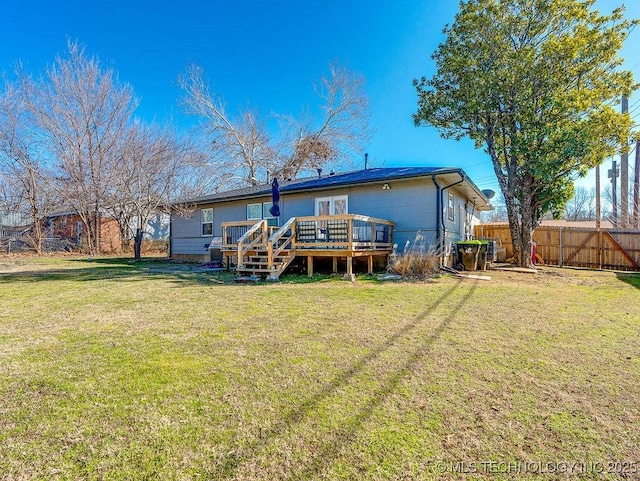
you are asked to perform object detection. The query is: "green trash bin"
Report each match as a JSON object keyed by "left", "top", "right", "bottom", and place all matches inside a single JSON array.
[
  {"left": 477, "top": 241, "right": 489, "bottom": 270},
  {"left": 455, "top": 240, "right": 487, "bottom": 271}
]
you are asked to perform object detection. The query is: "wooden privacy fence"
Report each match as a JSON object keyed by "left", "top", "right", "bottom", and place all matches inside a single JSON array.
[{"left": 475, "top": 223, "right": 640, "bottom": 271}]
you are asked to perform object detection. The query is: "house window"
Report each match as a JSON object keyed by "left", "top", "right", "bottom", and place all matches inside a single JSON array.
[
  {"left": 246, "top": 203, "right": 262, "bottom": 220},
  {"left": 448, "top": 193, "right": 455, "bottom": 221},
  {"left": 262, "top": 202, "right": 279, "bottom": 226},
  {"left": 201, "top": 208, "right": 213, "bottom": 236},
  {"left": 315, "top": 195, "right": 348, "bottom": 216},
  {"left": 247, "top": 202, "right": 278, "bottom": 226}
]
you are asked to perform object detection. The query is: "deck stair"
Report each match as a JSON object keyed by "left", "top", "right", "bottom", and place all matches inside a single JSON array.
[
  {"left": 237, "top": 248, "right": 295, "bottom": 278},
  {"left": 236, "top": 218, "right": 296, "bottom": 279}
]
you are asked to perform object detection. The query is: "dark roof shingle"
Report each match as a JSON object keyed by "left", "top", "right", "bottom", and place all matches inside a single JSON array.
[{"left": 176, "top": 167, "right": 491, "bottom": 209}]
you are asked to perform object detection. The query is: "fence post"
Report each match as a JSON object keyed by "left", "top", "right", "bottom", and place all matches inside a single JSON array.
[{"left": 559, "top": 227, "right": 563, "bottom": 268}]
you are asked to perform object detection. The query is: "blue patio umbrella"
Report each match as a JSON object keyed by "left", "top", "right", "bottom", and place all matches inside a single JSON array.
[{"left": 269, "top": 177, "right": 280, "bottom": 217}]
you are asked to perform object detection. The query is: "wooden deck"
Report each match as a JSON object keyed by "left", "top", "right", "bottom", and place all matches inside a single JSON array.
[{"left": 220, "top": 215, "right": 394, "bottom": 279}]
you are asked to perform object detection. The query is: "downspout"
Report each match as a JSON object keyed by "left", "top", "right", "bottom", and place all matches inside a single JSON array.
[
  {"left": 431, "top": 175, "right": 442, "bottom": 246},
  {"left": 434, "top": 171, "right": 466, "bottom": 255},
  {"left": 468, "top": 202, "right": 477, "bottom": 240},
  {"left": 168, "top": 212, "right": 173, "bottom": 258}
]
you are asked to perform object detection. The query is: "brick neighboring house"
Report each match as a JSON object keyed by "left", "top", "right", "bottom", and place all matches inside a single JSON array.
[{"left": 46, "top": 210, "right": 121, "bottom": 253}]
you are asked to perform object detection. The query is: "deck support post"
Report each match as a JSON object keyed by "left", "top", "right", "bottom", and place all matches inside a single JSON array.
[
  {"left": 368, "top": 255, "right": 373, "bottom": 274},
  {"left": 344, "top": 257, "right": 355, "bottom": 281},
  {"left": 332, "top": 257, "right": 338, "bottom": 273},
  {"left": 307, "top": 255, "right": 314, "bottom": 277}
]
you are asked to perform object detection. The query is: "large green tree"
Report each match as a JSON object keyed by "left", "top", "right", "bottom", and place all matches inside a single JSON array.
[{"left": 414, "top": 0, "right": 636, "bottom": 267}]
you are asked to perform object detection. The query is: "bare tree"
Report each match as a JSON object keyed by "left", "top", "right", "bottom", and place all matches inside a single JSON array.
[
  {"left": 564, "top": 187, "right": 596, "bottom": 221},
  {"left": 480, "top": 192, "right": 508, "bottom": 222},
  {"left": 178, "top": 64, "right": 273, "bottom": 187},
  {"left": 179, "top": 62, "right": 371, "bottom": 187},
  {"left": 0, "top": 79, "right": 59, "bottom": 253},
  {"left": 0, "top": 172, "right": 24, "bottom": 225},
  {"left": 22, "top": 40, "right": 136, "bottom": 254},
  {"left": 279, "top": 64, "right": 372, "bottom": 179},
  {"left": 107, "top": 122, "right": 200, "bottom": 259}
]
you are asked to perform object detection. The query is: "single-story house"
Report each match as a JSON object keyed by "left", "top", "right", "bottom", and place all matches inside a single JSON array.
[{"left": 170, "top": 167, "right": 493, "bottom": 278}]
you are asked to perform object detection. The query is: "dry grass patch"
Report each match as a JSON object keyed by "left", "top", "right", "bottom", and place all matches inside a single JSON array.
[
  {"left": 0, "top": 258, "right": 639, "bottom": 479},
  {"left": 389, "top": 232, "right": 440, "bottom": 279}
]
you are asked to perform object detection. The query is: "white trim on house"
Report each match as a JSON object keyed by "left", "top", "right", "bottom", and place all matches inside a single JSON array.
[
  {"left": 315, "top": 195, "right": 348, "bottom": 216},
  {"left": 201, "top": 208, "right": 213, "bottom": 236}
]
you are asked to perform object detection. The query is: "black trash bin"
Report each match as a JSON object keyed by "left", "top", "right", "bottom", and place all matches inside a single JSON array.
[
  {"left": 476, "top": 241, "right": 489, "bottom": 270},
  {"left": 455, "top": 240, "right": 488, "bottom": 271}
]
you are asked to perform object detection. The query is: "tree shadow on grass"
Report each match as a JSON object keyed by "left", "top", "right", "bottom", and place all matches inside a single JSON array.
[
  {"left": 616, "top": 272, "right": 640, "bottom": 290},
  {"left": 0, "top": 258, "right": 391, "bottom": 288},
  {"left": 295, "top": 281, "right": 478, "bottom": 480},
  {"left": 214, "top": 278, "right": 476, "bottom": 479}
]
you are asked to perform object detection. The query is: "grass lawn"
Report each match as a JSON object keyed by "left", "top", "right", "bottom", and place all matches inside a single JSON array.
[{"left": 0, "top": 256, "right": 639, "bottom": 480}]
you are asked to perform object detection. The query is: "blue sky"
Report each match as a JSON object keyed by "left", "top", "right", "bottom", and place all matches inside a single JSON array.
[{"left": 2, "top": 0, "right": 639, "bottom": 197}]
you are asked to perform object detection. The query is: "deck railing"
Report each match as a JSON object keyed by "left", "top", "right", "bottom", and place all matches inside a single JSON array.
[
  {"left": 222, "top": 215, "right": 394, "bottom": 254},
  {"left": 267, "top": 217, "right": 296, "bottom": 270},
  {"left": 235, "top": 220, "right": 269, "bottom": 263},
  {"left": 221, "top": 220, "right": 257, "bottom": 250},
  {"left": 291, "top": 214, "right": 394, "bottom": 251},
  {"left": 221, "top": 220, "right": 279, "bottom": 250}
]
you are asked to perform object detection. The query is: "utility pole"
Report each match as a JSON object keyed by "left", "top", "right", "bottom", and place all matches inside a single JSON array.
[
  {"left": 620, "top": 95, "right": 629, "bottom": 227},
  {"left": 595, "top": 164, "right": 601, "bottom": 230},
  {"left": 634, "top": 140, "right": 640, "bottom": 228},
  {"left": 596, "top": 163, "right": 602, "bottom": 268},
  {"left": 609, "top": 160, "right": 618, "bottom": 226}
]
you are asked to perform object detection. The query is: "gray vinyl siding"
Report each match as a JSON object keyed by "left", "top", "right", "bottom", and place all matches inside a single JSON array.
[
  {"left": 278, "top": 195, "right": 314, "bottom": 220},
  {"left": 170, "top": 177, "right": 481, "bottom": 257},
  {"left": 170, "top": 211, "right": 205, "bottom": 256},
  {"left": 171, "top": 199, "right": 267, "bottom": 257},
  {"left": 279, "top": 178, "right": 439, "bottom": 252},
  {"left": 441, "top": 187, "right": 481, "bottom": 255},
  {"left": 170, "top": 210, "right": 204, "bottom": 257},
  {"left": 441, "top": 191, "right": 460, "bottom": 255}
]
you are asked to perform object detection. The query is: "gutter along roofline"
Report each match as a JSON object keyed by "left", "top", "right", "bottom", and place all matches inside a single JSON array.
[{"left": 172, "top": 167, "right": 493, "bottom": 209}]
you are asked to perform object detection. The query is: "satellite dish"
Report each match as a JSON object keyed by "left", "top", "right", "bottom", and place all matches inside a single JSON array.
[{"left": 482, "top": 189, "right": 496, "bottom": 199}]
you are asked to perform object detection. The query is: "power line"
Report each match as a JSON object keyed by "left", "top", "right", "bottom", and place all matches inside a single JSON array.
[
  {"left": 626, "top": 58, "right": 640, "bottom": 73},
  {"left": 628, "top": 103, "right": 640, "bottom": 116}
]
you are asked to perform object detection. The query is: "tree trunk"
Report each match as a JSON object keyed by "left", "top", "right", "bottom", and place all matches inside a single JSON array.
[
  {"left": 134, "top": 228, "right": 143, "bottom": 260},
  {"left": 502, "top": 182, "right": 536, "bottom": 268},
  {"left": 517, "top": 177, "right": 536, "bottom": 268},
  {"left": 518, "top": 213, "right": 535, "bottom": 268},
  {"left": 117, "top": 218, "right": 130, "bottom": 253},
  {"left": 486, "top": 133, "right": 535, "bottom": 268},
  {"left": 86, "top": 208, "right": 102, "bottom": 255},
  {"left": 31, "top": 209, "right": 43, "bottom": 255},
  {"left": 27, "top": 171, "right": 43, "bottom": 255},
  {"left": 81, "top": 210, "right": 100, "bottom": 256},
  {"left": 504, "top": 190, "right": 523, "bottom": 265}
]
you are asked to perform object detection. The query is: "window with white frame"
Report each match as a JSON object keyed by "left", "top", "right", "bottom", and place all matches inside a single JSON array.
[
  {"left": 315, "top": 195, "right": 348, "bottom": 216},
  {"left": 247, "top": 202, "right": 278, "bottom": 226},
  {"left": 246, "top": 203, "right": 262, "bottom": 220},
  {"left": 262, "top": 202, "right": 274, "bottom": 219},
  {"left": 201, "top": 208, "right": 213, "bottom": 236}
]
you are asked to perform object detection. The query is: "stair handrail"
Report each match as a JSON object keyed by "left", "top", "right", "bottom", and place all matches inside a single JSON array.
[
  {"left": 267, "top": 217, "right": 296, "bottom": 270},
  {"left": 237, "top": 220, "right": 267, "bottom": 265}
]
